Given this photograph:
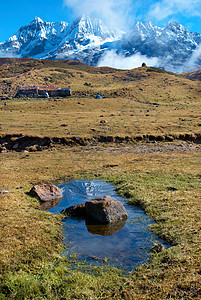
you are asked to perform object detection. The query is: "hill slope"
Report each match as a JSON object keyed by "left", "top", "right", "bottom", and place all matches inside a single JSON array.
[
  {"left": 183, "top": 69, "right": 201, "bottom": 81},
  {"left": 0, "top": 58, "right": 200, "bottom": 140}
]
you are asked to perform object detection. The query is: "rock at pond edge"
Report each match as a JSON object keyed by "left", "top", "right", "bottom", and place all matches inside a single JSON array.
[
  {"left": 28, "top": 183, "right": 62, "bottom": 202},
  {"left": 61, "top": 203, "right": 86, "bottom": 218}
]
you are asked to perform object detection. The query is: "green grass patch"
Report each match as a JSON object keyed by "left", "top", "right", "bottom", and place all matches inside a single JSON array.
[{"left": 0, "top": 148, "right": 200, "bottom": 299}]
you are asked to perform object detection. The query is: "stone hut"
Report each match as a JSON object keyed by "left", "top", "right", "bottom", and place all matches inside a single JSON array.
[{"left": 15, "top": 86, "right": 72, "bottom": 98}]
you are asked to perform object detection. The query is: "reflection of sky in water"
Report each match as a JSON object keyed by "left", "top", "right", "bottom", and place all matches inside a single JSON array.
[{"left": 48, "top": 179, "right": 169, "bottom": 272}]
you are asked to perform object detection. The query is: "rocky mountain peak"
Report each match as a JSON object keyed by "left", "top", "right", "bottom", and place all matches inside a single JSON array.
[
  {"left": 165, "top": 21, "right": 187, "bottom": 33},
  {"left": 68, "top": 15, "right": 121, "bottom": 40},
  {"left": 31, "top": 16, "right": 44, "bottom": 24}
]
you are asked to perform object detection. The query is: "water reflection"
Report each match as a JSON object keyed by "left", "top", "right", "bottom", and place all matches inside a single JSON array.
[
  {"left": 48, "top": 179, "right": 169, "bottom": 271},
  {"left": 85, "top": 218, "right": 127, "bottom": 236},
  {"left": 40, "top": 197, "right": 62, "bottom": 210}
]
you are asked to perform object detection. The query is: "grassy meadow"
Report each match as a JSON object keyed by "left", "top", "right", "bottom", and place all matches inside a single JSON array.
[{"left": 0, "top": 58, "right": 201, "bottom": 299}]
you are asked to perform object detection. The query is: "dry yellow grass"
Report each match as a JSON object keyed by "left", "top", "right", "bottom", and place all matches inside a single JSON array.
[{"left": 0, "top": 96, "right": 200, "bottom": 138}]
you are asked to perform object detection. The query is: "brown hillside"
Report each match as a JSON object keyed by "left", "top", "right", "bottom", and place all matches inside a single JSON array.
[
  {"left": 0, "top": 57, "right": 201, "bottom": 100},
  {"left": 0, "top": 57, "right": 201, "bottom": 139},
  {"left": 182, "top": 69, "right": 201, "bottom": 81}
]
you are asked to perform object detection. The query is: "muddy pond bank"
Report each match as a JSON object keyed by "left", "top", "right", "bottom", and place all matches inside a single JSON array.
[
  {"left": 0, "top": 133, "right": 200, "bottom": 153},
  {"left": 46, "top": 179, "right": 170, "bottom": 272}
]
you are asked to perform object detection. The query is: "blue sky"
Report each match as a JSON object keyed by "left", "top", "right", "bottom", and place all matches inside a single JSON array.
[{"left": 0, "top": 0, "right": 201, "bottom": 42}]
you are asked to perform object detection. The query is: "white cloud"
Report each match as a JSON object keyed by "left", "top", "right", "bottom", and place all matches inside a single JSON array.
[
  {"left": 0, "top": 50, "right": 15, "bottom": 58},
  {"left": 97, "top": 50, "right": 159, "bottom": 69},
  {"left": 63, "top": 0, "right": 134, "bottom": 29},
  {"left": 149, "top": 0, "right": 201, "bottom": 21},
  {"left": 185, "top": 44, "right": 201, "bottom": 72}
]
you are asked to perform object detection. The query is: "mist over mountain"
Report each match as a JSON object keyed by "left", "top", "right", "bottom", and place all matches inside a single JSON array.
[{"left": 0, "top": 15, "right": 201, "bottom": 73}]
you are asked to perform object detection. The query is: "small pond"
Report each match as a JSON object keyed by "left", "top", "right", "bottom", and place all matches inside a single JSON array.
[{"left": 46, "top": 179, "right": 169, "bottom": 272}]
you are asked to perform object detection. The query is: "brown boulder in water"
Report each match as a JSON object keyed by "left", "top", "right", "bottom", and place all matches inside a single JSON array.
[
  {"left": 85, "top": 195, "right": 128, "bottom": 224},
  {"left": 61, "top": 195, "right": 128, "bottom": 225}
]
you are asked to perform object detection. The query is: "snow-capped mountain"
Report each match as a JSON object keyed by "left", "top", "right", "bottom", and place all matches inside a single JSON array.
[
  {"left": 0, "top": 16, "right": 201, "bottom": 73},
  {"left": 52, "top": 15, "right": 124, "bottom": 63},
  {"left": 0, "top": 16, "right": 123, "bottom": 60},
  {"left": 0, "top": 17, "right": 70, "bottom": 58},
  {"left": 118, "top": 21, "right": 201, "bottom": 72}
]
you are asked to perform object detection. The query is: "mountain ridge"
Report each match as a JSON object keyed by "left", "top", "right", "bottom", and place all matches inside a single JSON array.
[{"left": 0, "top": 16, "right": 201, "bottom": 73}]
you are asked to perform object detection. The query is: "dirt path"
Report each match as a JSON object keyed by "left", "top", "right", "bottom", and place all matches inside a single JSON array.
[{"left": 82, "top": 141, "right": 201, "bottom": 154}]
